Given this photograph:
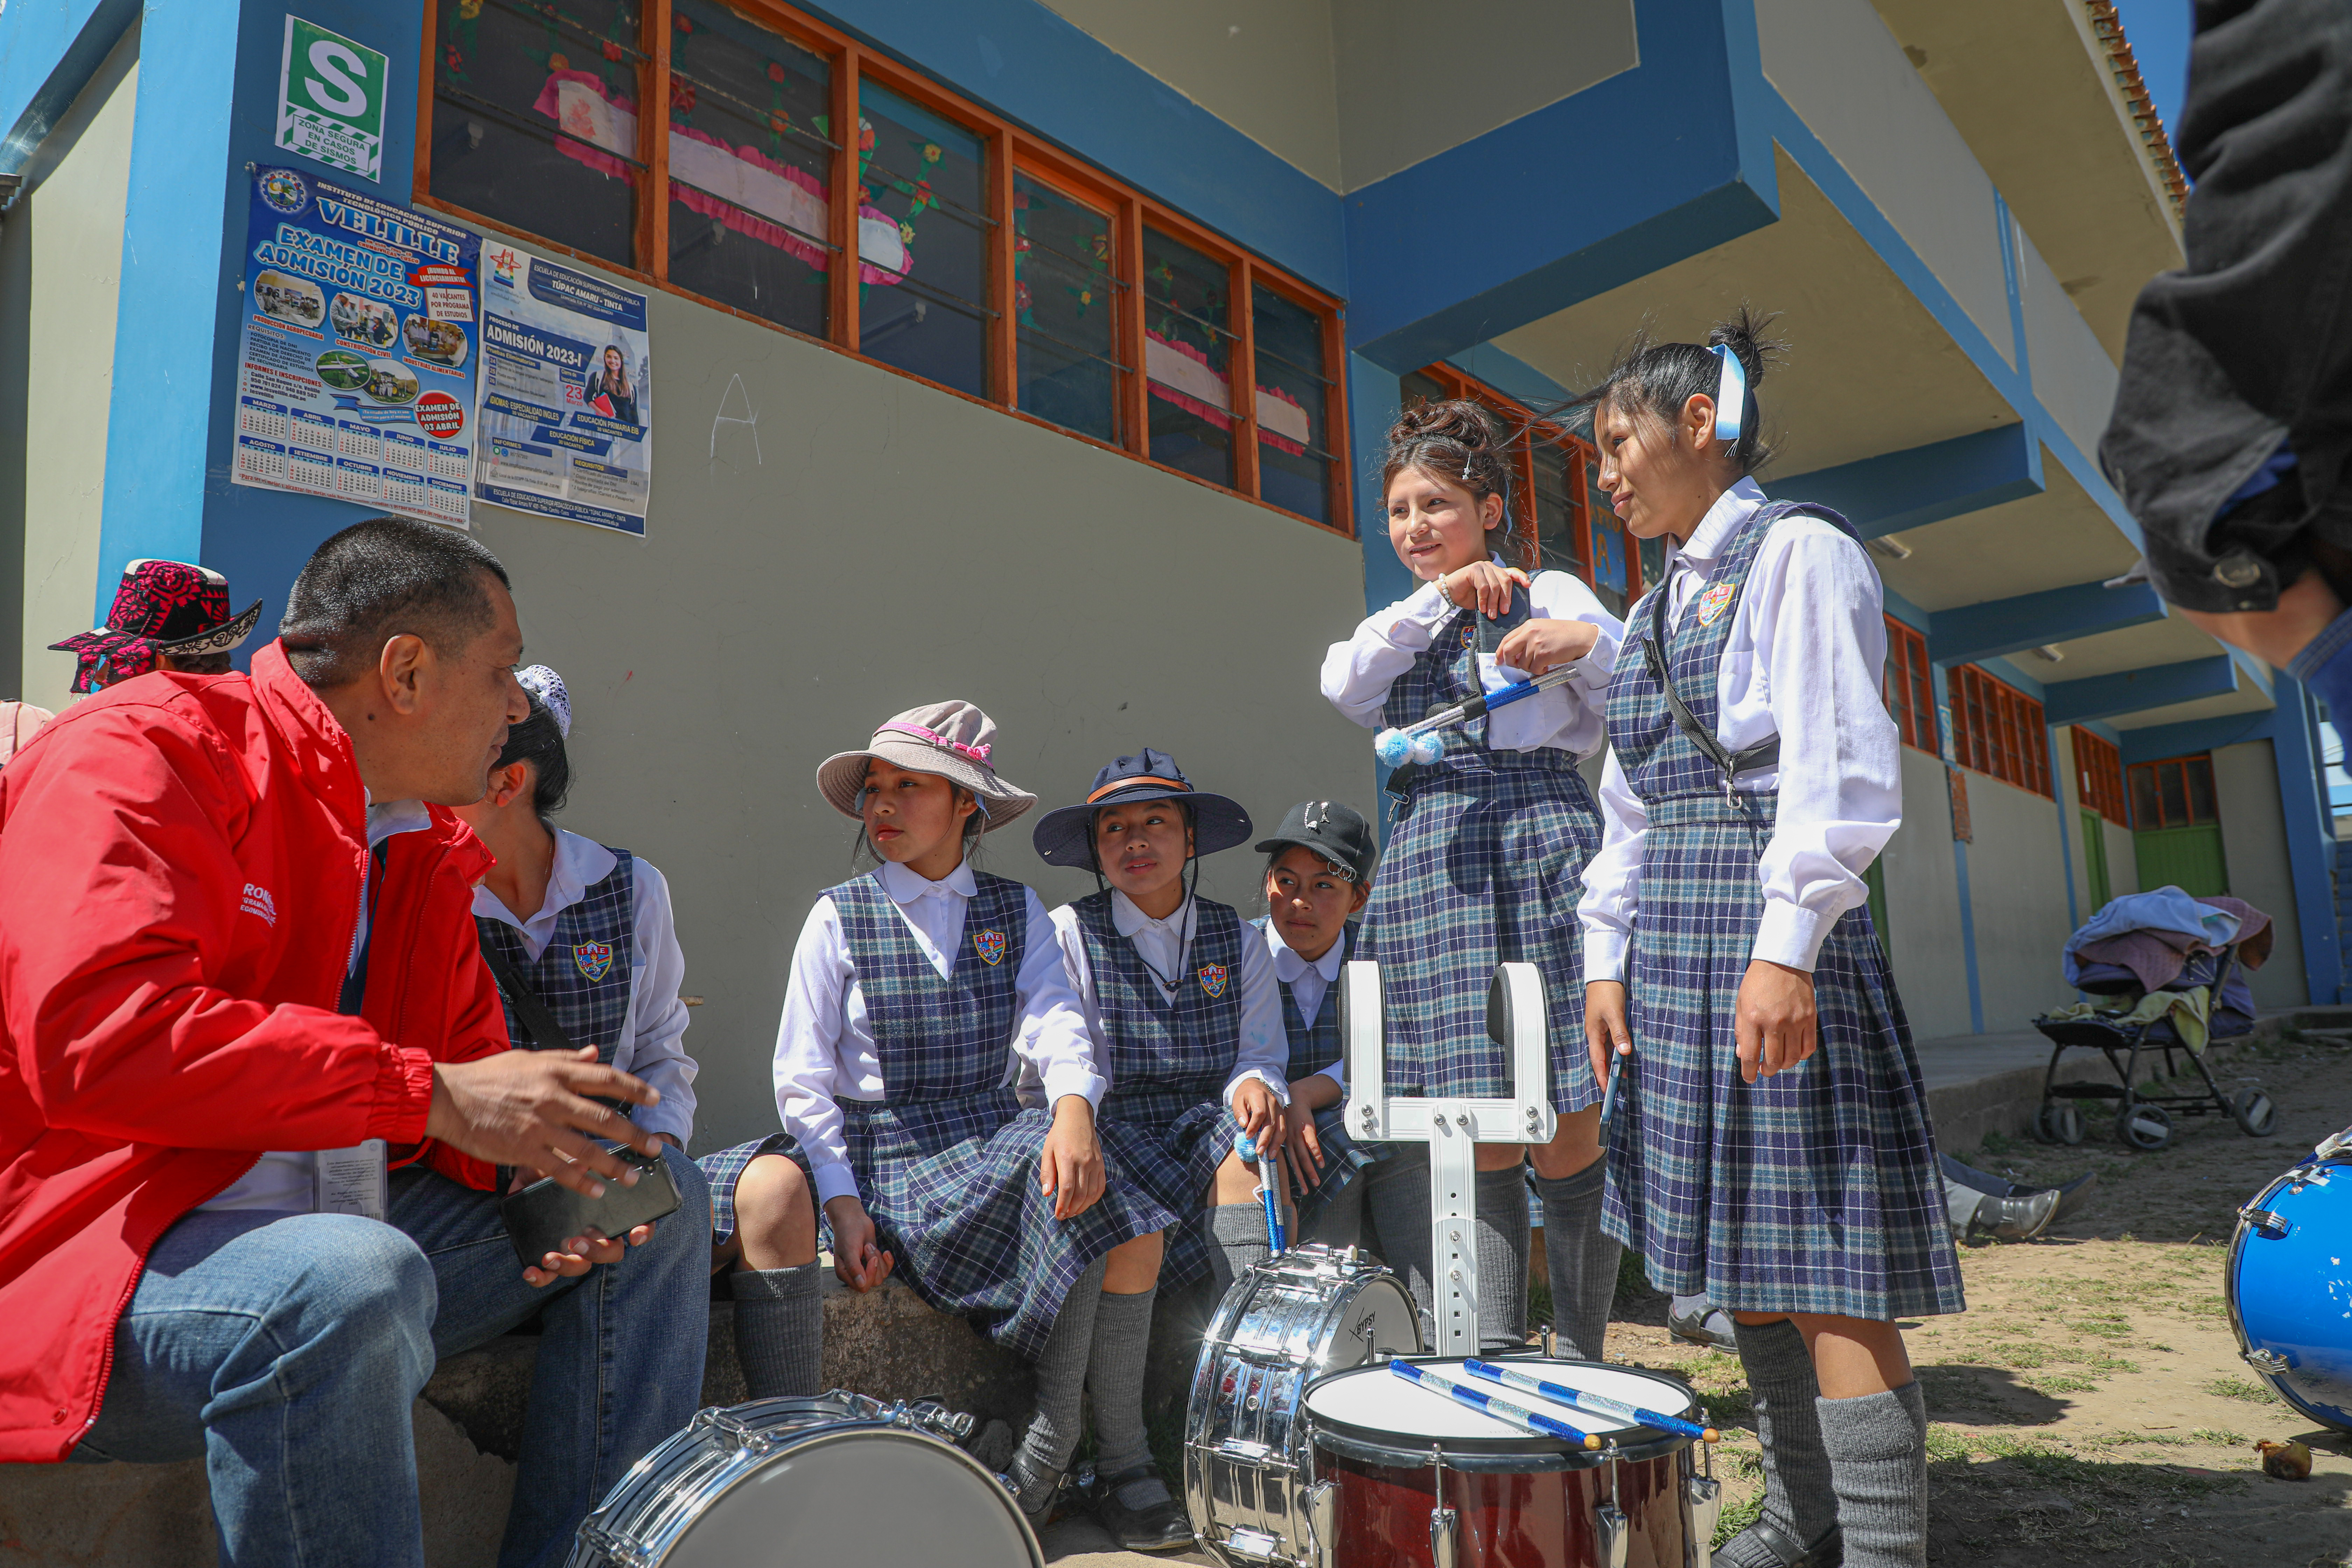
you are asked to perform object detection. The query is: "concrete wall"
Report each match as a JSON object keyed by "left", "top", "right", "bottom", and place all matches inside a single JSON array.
[
  {"left": 1756, "top": 0, "right": 2012, "bottom": 364},
  {"left": 1962, "top": 771, "right": 2080, "bottom": 1028},
  {"left": 447, "top": 274, "right": 1374, "bottom": 1155},
  {"left": 2102, "top": 815, "right": 2139, "bottom": 899},
  {"left": 1880, "top": 744, "right": 1972, "bottom": 1040},
  {"left": 2019, "top": 221, "right": 2118, "bottom": 465},
  {"left": 2214, "top": 739, "right": 2311, "bottom": 1009},
  {"left": 1, "top": 24, "right": 136, "bottom": 713}
]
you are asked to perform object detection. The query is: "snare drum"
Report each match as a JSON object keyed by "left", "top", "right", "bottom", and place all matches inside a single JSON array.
[
  {"left": 2230, "top": 1142, "right": 2352, "bottom": 1432},
  {"left": 1185, "top": 1244, "right": 1424, "bottom": 1566},
  {"left": 1305, "top": 1356, "right": 1715, "bottom": 1568},
  {"left": 565, "top": 1393, "right": 1043, "bottom": 1567}
]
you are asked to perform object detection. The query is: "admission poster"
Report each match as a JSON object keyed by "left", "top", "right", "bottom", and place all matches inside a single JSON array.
[
  {"left": 230, "top": 166, "right": 477, "bottom": 528},
  {"left": 472, "top": 241, "right": 653, "bottom": 536}
]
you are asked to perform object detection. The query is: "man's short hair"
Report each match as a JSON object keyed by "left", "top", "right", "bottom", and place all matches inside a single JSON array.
[{"left": 279, "top": 517, "right": 512, "bottom": 688}]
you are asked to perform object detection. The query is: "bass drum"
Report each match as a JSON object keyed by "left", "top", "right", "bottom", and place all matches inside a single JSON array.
[
  {"left": 1185, "top": 1244, "right": 1425, "bottom": 1566},
  {"left": 1306, "top": 1355, "right": 1712, "bottom": 1568},
  {"left": 566, "top": 1394, "right": 1043, "bottom": 1567},
  {"left": 2230, "top": 1136, "right": 2352, "bottom": 1432}
]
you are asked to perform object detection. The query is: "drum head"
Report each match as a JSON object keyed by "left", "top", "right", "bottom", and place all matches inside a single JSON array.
[
  {"left": 662, "top": 1427, "right": 1041, "bottom": 1566},
  {"left": 1307, "top": 1357, "right": 1694, "bottom": 1461}
]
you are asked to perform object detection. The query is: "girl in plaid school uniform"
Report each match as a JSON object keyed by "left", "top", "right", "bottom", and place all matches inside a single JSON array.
[
  {"left": 1578, "top": 314, "right": 1962, "bottom": 1568},
  {"left": 696, "top": 704, "right": 1174, "bottom": 1541},
  {"left": 1320, "top": 399, "right": 1626, "bottom": 1357}
]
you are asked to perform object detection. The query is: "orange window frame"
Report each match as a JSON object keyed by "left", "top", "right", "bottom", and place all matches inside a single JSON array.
[
  {"left": 2127, "top": 754, "right": 2218, "bottom": 830},
  {"left": 1399, "top": 362, "right": 1615, "bottom": 594},
  {"left": 414, "top": 0, "right": 1351, "bottom": 537},
  {"left": 1882, "top": 617, "right": 1935, "bottom": 753},
  {"left": 1947, "top": 665, "right": 2052, "bottom": 797},
  {"left": 2072, "top": 727, "right": 2127, "bottom": 822}
]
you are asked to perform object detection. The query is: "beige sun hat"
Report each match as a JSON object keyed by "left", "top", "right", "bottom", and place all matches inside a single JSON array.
[{"left": 816, "top": 701, "right": 1038, "bottom": 831}]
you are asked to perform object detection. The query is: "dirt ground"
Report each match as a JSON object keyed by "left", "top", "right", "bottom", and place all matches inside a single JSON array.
[{"left": 1610, "top": 1035, "right": 2352, "bottom": 1568}]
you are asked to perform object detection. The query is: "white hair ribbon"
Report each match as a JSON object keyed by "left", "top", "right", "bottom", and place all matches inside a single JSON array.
[
  {"left": 516, "top": 665, "right": 572, "bottom": 738},
  {"left": 1711, "top": 343, "right": 1747, "bottom": 448}
]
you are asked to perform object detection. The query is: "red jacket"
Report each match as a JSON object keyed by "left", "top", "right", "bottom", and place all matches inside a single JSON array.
[{"left": 0, "top": 642, "right": 511, "bottom": 1461}]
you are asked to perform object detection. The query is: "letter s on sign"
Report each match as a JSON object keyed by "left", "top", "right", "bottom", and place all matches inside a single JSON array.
[{"left": 306, "top": 41, "right": 370, "bottom": 117}]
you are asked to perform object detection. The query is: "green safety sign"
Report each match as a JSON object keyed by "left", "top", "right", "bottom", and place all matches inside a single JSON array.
[{"left": 276, "top": 16, "right": 387, "bottom": 182}]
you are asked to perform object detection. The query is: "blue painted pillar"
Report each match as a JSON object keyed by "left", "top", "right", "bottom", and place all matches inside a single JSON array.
[
  {"left": 2270, "top": 677, "right": 2343, "bottom": 1004},
  {"left": 1933, "top": 664, "right": 1985, "bottom": 1032}
]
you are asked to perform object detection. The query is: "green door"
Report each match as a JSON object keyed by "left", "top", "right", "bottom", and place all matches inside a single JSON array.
[
  {"left": 2080, "top": 809, "right": 2112, "bottom": 912},
  {"left": 2134, "top": 824, "right": 2229, "bottom": 898}
]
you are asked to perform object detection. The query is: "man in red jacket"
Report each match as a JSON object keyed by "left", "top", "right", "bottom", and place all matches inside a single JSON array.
[{"left": 0, "top": 517, "right": 712, "bottom": 1568}]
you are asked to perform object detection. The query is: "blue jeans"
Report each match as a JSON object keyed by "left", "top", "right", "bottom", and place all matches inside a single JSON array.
[{"left": 75, "top": 1148, "right": 712, "bottom": 1568}]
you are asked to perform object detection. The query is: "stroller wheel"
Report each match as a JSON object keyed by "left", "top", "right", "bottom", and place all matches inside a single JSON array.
[
  {"left": 2232, "top": 1088, "right": 2279, "bottom": 1138},
  {"left": 2035, "top": 1103, "right": 2084, "bottom": 1146},
  {"left": 2117, "top": 1100, "right": 2174, "bottom": 1152}
]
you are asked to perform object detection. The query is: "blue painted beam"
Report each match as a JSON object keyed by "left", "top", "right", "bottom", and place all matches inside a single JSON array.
[
  {"left": 2046, "top": 658, "right": 2242, "bottom": 728},
  {"left": 2118, "top": 707, "right": 2282, "bottom": 767},
  {"left": 1343, "top": 0, "right": 1779, "bottom": 371},
  {"left": 1927, "top": 578, "right": 2166, "bottom": 667},
  {"left": 1770, "top": 425, "right": 2043, "bottom": 542},
  {"left": 0, "top": 0, "right": 139, "bottom": 175}
]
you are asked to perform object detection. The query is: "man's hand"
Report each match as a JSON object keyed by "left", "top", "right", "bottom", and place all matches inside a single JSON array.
[
  {"left": 427, "top": 1046, "right": 663, "bottom": 1196},
  {"left": 823, "top": 1195, "right": 895, "bottom": 1292},
  {"left": 1585, "top": 981, "right": 1632, "bottom": 1087},
  {"left": 1232, "top": 1076, "right": 1286, "bottom": 1156},
  {"left": 2175, "top": 568, "right": 2343, "bottom": 668},
  {"left": 521, "top": 1221, "right": 660, "bottom": 1288},
  {"left": 1495, "top": 617, "right": 1600, "bottom": 676},
  {"left": 1734, "top": 961, "right": 1818, "bottom": 1084},
  {"left": 1038, "top": 1095, "right": 1106, "bottom": 1220}
]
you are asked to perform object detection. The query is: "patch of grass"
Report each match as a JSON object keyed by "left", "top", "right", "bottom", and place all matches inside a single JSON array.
[
  {"left": 2191, "top": 1426, "right": 2246, "bottom": 1445},
  {"left": 1985, "top": 1341, "right": 2051, "bottom": 1369},
  {"left": 1925, "top": 1424, "right": 1978, "bottom": 1462},
  {"left": 2081, "top": 1353, "right": 2142, "bottom": 1376},
  {"left": 2178, "top": 1295, "right": 2230, "bottom": 1320},
  {"left": 1693, "top": 1385, "right": 1754, "bottom": 1424},
  {"left": 2205, "top": 1375, "right": 2280, "bottom": 1405},
  {"left": 2024, "top": 1371, "right": 2100, "bottom": 1393},
  {"left": 2068, "top": 1313, "right": 2134, "bottom": 1339}
]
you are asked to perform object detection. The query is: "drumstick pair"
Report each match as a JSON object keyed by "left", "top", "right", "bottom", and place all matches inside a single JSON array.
[{"left": 1463, "top": 1359, "right": 1719, "bottom": 1443}]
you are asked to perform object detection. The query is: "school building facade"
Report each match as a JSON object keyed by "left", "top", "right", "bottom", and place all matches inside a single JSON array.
[{"left": 3, "top": 0, "right": 2335, "bottom": 1152}]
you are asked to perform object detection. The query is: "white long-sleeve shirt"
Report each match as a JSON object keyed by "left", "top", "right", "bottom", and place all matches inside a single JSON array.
[
  {"left": 775, "top": 860, "right": 1100, "bottom": 1205},
  {"left": 1262, "top": 915, "right": 1349, "bottom": 1090},
  {"left": 1320, "top": 558, "right": 1623, "bottom": 755},
  {"left": 1045, "top": 892, "right": 1290, "bottom": 1111},
  {"left": 472, "top": 829, "right": 700, "bottom": 1149},
  {"left": 1578, "top": 478, "right": 1902, "bottom": 978}
]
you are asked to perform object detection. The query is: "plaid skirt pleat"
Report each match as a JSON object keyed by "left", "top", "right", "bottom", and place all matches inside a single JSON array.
[
  {"left": 701, "top": 1091, "right": 1176, "bottom": 1362},
  {"left": 1094, "top": 1082, "right": 1239, "bottom": 1290},
  {"left": 1360, "top": 759, "right": 1602, "bottom": 1114},
  {"left": 1601, "top": 797, "right": 1965, "bottom": 1321}
]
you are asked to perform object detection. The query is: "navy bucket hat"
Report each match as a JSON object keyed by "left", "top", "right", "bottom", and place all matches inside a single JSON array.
[{"left": 1031, "top": 747, "right": 1254, "bottom": 869}]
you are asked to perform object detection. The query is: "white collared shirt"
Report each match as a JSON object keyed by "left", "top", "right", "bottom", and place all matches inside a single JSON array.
[
  {"left": 1263, "top": 915, "right": 1348, "bottom": 1090},
  {"left": 774, "top": 860, "right": 1100, "bottom": 1205},
  {"left": 1320, "top": 557, "right": 1624, "bottom": 756},
  {"left": 472, "top": 829, "right": 699, "bottom": 1149},
  {"left": 1578, "top": 477, "right": 1902, "bottom": 976},
  {"left": 199, "top": 798, "right": 435, "bottom": 1214},
  {"left": 1044, "top": 891, "right": 1291, "bottom": 1112}
]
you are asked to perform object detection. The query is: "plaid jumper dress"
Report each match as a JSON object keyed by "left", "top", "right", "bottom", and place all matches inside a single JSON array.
[
  {"left": 1257, "top": 918, "right": 1379, "bottom": 1222},
  {"left": 1078, "top": 891, "right": 1247, "bottom": 1290},
  {"left": 703, "top": 873, "right": 1171, "bottom": 1361},
  {"left": 476, "top": 849, "right": 634, "bottom": 1061},
  {"left": 1360, "top": 581, "right": 1603, "bottom": 1113},
  {"left": 1600, "top": 500, "right": 1964, "bottom": 1320}
]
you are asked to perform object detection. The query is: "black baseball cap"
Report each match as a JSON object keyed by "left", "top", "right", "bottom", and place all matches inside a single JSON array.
[{"left": 1254, "top": 799, "right": 1377, "bottom": 883}]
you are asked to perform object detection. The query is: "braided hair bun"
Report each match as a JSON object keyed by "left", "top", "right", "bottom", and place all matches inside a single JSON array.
[{"left": 1381, "top": 398, "right": 1517, "bottom": 546}]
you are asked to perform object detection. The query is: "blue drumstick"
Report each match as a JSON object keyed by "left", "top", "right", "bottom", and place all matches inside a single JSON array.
[
  {"left": 1234, "top": 1132, "right": 1286, "bottom": 1254},
  {"left": 1463, "top": 1359, "right": 1718, "bottom": 1443},
  {"left": 1389, "top": 1360, "right": 1601, "bottom": 1450}
]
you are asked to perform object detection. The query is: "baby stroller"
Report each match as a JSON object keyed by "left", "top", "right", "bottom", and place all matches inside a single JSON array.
[{"left": 2030, "top": 892, "right": 2278, "bottom": 1152}]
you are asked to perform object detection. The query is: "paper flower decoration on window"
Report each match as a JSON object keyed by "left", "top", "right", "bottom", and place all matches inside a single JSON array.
[
  {"left": 602, "top": 40, "right": 622, "bottom": 61},
  {"left": 548, "top": 51, "right": 570, "bottom": 71},
  {"left": 674, "top": 13, "right": 692, "bottom": 31},
  {"left": 768, "top": 61, "right": 787, "bottom": 82}
]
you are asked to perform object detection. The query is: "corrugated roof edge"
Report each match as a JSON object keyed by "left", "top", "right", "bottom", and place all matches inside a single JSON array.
[{"left": 2083, "top": 0, "right": 2189, "bottom": 218}]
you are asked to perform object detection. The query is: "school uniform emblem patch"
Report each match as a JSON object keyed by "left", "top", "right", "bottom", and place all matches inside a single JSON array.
[
  {"left": 1458, "top": 622, "right": 1477, "bottom": 650},
  {"left": 1696, "top": 582, "right": 1736, "bottom": 628},
  {"left": 573, "top": 941, "right": 615, "bottom": 982},
  {"left": 1198, "top": 963, "right": 1230, "bottom": 999},
  {"left": 973, "top": 928, "right": 1007, "bottom": 966}
]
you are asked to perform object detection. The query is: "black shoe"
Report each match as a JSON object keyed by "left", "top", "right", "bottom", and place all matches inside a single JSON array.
[
  {"left": 1713, "top": 1519, "right": 1842, "bottom": 1568},
  {"left": 1090, "top": 1463, "right": 1194, "bottom": 1553},
  {"left": 2049, "top": 1171, "right": 2097, "bottom": 1224},
  {"left": 1010, "top": 1460, "right": 1068, "bottom": 1531},
  {"left": 1669, "top": 1294, "right": 1740, "bottom": 1351}
]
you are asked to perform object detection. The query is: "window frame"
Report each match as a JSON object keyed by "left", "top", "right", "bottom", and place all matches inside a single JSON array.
[
  {"left": 414, "top": 0, "right": 1351, "bottom": 537},
  {"left": 1396, "top": 362, "right": 1630, "bottom": 597},
  {"left": 1946, "top": 664, "right": 2052, "bottom": 797},
  {"left": 2072, "top": 727, "right": 2127, "bottom": 824},
  {"left": 2126, "top": 753, "right": 2219, "bottom": 831},
  {"left": 1882, "top": 616, "right": 1935, "bottom": 754}
]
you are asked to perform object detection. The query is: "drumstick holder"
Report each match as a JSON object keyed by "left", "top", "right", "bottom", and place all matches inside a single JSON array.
[{"left": 1341, "top": 961, "right": 1556, "bottom": 1356}]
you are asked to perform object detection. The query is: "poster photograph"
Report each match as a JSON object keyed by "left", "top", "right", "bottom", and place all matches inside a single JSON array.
[
  {"left": 230, "top": 165, "right": 477, "bottom": 528},
  {"left": 473, "top": 243, "right": 654, "bottom": 537}
]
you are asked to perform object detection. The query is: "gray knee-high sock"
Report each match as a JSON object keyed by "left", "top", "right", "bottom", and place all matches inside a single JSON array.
[
  {"left": 1364, "top": 1151, "right": 1435, "bottom": 1331},
  {"left": 1013, "top": 1255, "right": 1106, "bottom": 1511},
  {"left": 1472, "top": 1164, "right": 1530, "bottom": 1352},
  {"left": 731, "top": 1264, "right": 824, "bottom": 1399},
  {"left": 1531, "top": 1161, "right": 1618, "bottom": 1360},
  {"left": 1205, "top": 1203, "right": 1270, "bottom": 1300},
  {"left": 1718, "top": 1318, "right": 1838, "bottom": 1567},
  {"left": 1087, "top": 1283, "right": 1162, "bottom": 1487},
  {"left": 1817, "top": 1381, "right": 1928, "bottom": 1568}
]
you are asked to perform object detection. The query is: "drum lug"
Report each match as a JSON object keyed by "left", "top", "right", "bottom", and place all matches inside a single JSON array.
[
  {"left": 1596, "top": 1502, "right": 1630, "bottom": 1568},
  {"left": 2245, "top": 1348, "right": 2293, "bottom": 1375},
  {"left": 1306, "top": 1480, "right": 1337, "bottom": 1568},
  {"left": 1429, "top": 1506, "right": 1458, "bottom": 1568},
  {"left": 2240, "top": 1205, "right": 2290, "bottom": 1239},
  {"left": 576, "top": 1525, "right": 652, "bottom": 1568},
  {"left": 699, "top": 1410, "right": 773, "bottom": 1456}
]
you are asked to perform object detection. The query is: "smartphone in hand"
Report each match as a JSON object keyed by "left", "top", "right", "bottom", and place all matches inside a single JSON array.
[{"left": 500, "top": 1143, "right": 681, "bottom": 1267}]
